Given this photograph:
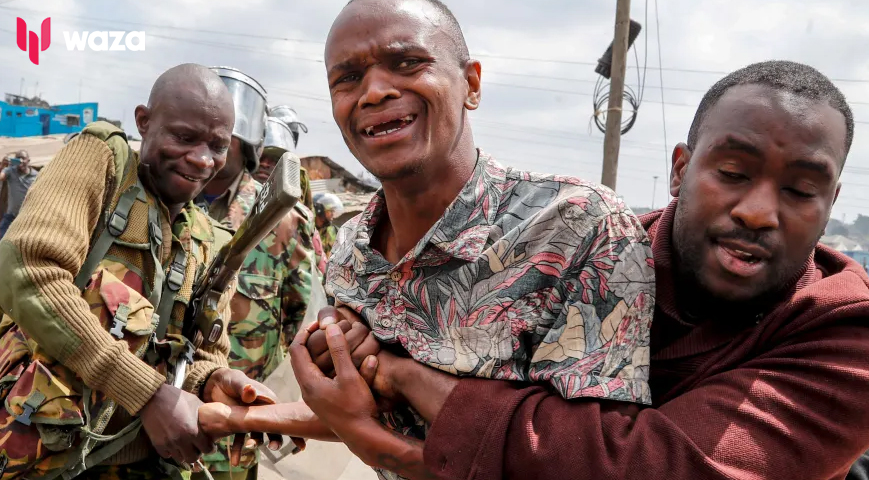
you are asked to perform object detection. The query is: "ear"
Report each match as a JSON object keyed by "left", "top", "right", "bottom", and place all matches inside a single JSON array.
[
  {"left": 670, "top": 143, "right": 692, "bottom": 198},
  {"left": 464, "top": 59, "right": 482, "bottom": 110},
  {"left": 134, "top": 105, "right": 150, "bottom": 138}
]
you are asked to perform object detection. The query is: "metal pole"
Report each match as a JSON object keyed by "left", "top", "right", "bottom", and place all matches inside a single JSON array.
[
  {"left": 651, "top": 175, "right": 658, "bottom": 209},
  {"left": 600, "top": 0, "right": 632, "bottom": 190}
]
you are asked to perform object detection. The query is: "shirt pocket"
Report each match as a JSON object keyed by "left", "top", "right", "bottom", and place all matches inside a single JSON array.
[{"left": 84, "top": 266, "right": 159, "bottom": 356}]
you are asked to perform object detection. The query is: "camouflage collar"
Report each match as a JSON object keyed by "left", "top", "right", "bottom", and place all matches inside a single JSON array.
[{"left": 172, "top": 201, "right": 214, "bottom": 244}]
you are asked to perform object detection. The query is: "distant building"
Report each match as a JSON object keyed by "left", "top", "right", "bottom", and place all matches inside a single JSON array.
[
  {"left": 301, "top": 155, "right": 379, "bottom": 195},
  {"left": 820, "top": 234, "right": 864, "bottom": 252},
  {"left": 820, "top": 234, "right": 868, "bottom": 272},
  {"left": 0, "top": 94, "right": 98, "bottom": 137},
  {"left": 840, "top": 251, "right": 869, "bottom": 273}
]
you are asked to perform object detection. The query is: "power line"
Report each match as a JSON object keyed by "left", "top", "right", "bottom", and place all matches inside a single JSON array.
[
  {"left": 10, "top": 5, "right": 869, "bottom": 86},
  {"left": 653, "top": 0, "right": 670, "bottom": 183},
  {"left": 485, "top": 81, "right": 696, "bottom": 107}
]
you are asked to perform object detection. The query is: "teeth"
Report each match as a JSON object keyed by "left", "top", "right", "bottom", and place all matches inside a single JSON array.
[
  {"left": 730, "top": 248, "right": 759, "bottom": 262},
  {"left": 363, "top": 115, "right": 416, "bottom": 137}
]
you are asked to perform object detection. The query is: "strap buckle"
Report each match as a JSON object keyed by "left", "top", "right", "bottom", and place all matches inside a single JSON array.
[
  {"left": 107, "top": 211, "right": 128, "bottom": 237},
  {"left": 167, "top": 251, "right": 187, "bottom": 292},
  {"left": 14, "top": 392, "right": 45, "bottom": 426},
  {"left": 109, "top": 304, "right": 130, "bottom": 339}
]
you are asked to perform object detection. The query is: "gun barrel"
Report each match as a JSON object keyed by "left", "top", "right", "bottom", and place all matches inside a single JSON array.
[{"left": 189, "top": 152, "right": 302, "bottom": 344}]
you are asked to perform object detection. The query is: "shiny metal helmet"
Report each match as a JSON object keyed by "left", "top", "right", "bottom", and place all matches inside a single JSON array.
[
  {"left": 268, "top": 105, "right": 308, "bottom": 148},
  {"left": 210, "top": 66, "right": 268, "bottom": 171},
  {"left": 263, "top": 117, "right": 295, "bottom": 155},
  {"left": 313, "top": 192, "right": 345, "bottom": 218}
]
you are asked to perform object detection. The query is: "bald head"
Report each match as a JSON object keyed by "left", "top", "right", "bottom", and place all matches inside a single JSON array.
[
  {"left": 135, "top": 63, "right": 235, "bottom": 209},
  {"left": 147, "top": 63, "right": 233, "bottom": 113},
  {"left": 337, "top": 0, "right": 469, "bottom": 66}
]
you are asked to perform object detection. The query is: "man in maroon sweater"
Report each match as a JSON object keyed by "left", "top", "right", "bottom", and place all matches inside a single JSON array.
[{"left": 293, "top": 59, "right": 869, "bottom": 480}]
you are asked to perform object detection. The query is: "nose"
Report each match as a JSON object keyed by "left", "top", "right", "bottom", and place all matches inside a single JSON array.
[
  {"left": 184, "top": 144, "right": 215, "bottom": 171},
  {"left": 358, "top": 68, "right": 400, "bottom": 109},
  {"left": 731, "top": 182, "right": 780, "bottom": 231}
]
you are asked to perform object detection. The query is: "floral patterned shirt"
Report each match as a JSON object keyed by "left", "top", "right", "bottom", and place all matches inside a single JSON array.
[{"left": 326, "top": 151, "right": 655, "bottom": 480}]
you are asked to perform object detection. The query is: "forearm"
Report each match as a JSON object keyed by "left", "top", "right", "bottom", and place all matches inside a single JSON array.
[
  {"left": 347, "top": 425, "right": 438, "bottom": 480},
  {"left": 392, "top": 358, "right": 458, "bottom": 424},
  {"left": 222, "top": 401, "right": 339, "bottom": 441},
  {"left": 425, "top": 332, "right": 869, "bottom": 480}
]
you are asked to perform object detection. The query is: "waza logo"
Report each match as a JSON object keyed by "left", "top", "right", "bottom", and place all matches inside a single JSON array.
[{"left": 16, "top": 17, "right": 51, "bottom": 65}]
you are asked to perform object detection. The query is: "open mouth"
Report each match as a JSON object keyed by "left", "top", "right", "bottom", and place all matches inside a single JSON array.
[
  {"left": 176, "top": 171, "right": 207, "bottom": 183},
  {"left": 721, "top": 246, "right": 762, "bottom": 264},
  {"left": 362, "top": 115, "right": 417, "bottom": 137},
  {"left": 714, "top": 239, "right": 770, "bottom": 278}
]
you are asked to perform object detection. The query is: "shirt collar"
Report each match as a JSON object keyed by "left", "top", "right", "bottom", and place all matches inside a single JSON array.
[{"left": 349, "top": 150, "right": 502, "bottom": 274}]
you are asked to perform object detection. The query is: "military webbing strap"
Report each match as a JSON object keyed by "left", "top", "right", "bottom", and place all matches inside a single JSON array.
[
  {"left": 155, "top": 247, "right": 187, "bottom": 339},
  {"left": 146, "top": 200, "right": 166, "bottom": 316},
  {"left": 72, "top": 184, "right": 143, "bottom": 291}
]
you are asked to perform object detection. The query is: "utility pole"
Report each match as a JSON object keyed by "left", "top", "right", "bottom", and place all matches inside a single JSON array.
[
  {"left": 600, "top": 0, "right": 632, "bottom": 190},
  {"left": 651, "top": 175, "right": 658, "bottom": 209}
]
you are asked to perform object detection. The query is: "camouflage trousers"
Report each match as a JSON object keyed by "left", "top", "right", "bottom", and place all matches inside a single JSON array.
[
  {"left": 191, "top": 465, "right": 257, "bottom": 480},
  {"left": 74, "top": 459, "right": 191, "bottom": 480}
]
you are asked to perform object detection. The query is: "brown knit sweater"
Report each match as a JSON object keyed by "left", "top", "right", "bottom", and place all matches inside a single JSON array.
[{"left": 0, "top": 130, "right": 232, "bottom": 463}]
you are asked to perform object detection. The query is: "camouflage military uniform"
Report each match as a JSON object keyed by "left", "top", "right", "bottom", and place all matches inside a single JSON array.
[
  {"left": 318, "top": 223, "right": 339, "bottom": 259},
  {"left": 195, "top": 170, "right": 323, "bottom": 478},
  {"left": 0, "top": 122, "right": 235, "bottom": 480}
]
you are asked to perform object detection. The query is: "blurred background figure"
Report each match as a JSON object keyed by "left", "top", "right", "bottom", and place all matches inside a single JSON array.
[
  {"left": 313, "top": 192, "right": 344, "bottom": 259},
  {"left": 0, "top": 150, "right": 38, "bottom": 238},
  {"left": 259, "top": 105, "right": 313, "bottom": 210}
]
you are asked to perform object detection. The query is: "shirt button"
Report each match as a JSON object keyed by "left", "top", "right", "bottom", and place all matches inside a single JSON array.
[
  {"left": 381, "top": 318, "right": 393, "bottom": 328},
  {"left": 390, "top": 271, "right": 402, "bottom": 282}
]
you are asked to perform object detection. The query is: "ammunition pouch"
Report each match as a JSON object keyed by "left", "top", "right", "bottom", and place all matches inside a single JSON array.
[{"left": 0, "top": 132, "right": 194, "bottom": 480}]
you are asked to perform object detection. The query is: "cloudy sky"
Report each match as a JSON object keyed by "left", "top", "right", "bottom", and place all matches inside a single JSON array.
[{"left": 2, "top": 0, "right": 868, "bottom": 221}]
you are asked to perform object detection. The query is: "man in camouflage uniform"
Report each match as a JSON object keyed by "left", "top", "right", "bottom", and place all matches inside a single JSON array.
[
  {"left": 255, "top": 105, "right": 313, "bottom": 212},
  {"left": 314, "top": 192, "right": 344, "bottom": 258},
  {"left": 194, "top": 69, "right": 323, "bottom": 480},
  {"left": 0, "top": 64, "right": 279, "bottom": 480}
]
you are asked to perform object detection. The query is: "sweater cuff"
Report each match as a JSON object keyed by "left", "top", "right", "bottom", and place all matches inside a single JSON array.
[
  {"left": 184, "top": 361, "right": 224, "bottom": 398},
  {"left": 105, "top": 351, "right": 166, "bottom": 415},
  {"left": 424, "top": 378, "right": 525, "bottom": 479}
]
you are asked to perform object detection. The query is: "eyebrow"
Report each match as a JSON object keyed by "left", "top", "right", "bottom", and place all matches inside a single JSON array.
[
  {"left": 787, "top": 158, "right": 835, "bottom": 181},
  {"left": 713, "top": 136, "right": 836, "bottom": 180},
  {"left": 711, "top": 136, "right": 763, "bottom": 158},
  {"left": 328, "top": 42, "right": 428, "bottom": 76}
]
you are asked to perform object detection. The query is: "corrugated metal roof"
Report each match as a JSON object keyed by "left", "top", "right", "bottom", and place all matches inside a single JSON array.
[{"left": 820, "top": 234, "right": 864, "bottom": 252}]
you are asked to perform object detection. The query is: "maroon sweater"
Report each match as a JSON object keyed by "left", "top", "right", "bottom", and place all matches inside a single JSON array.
[{"left": 424, "top": 201, "right": 869, "bottom": 480}]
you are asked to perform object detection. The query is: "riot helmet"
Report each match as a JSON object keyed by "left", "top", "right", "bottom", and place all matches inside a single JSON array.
[
  {"left": 269, "top": 105, "right": 308, "bottom": 148},
  {"left": 209, "top": 66, "right": 268, "bottom": 172},
  {"left": 313, "top": 192, "right": 345, "bottom": 220}
]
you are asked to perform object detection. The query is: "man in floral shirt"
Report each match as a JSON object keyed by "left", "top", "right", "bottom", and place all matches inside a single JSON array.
[{"left": 269, "top": 1, "right": 652, "bottom": 479}]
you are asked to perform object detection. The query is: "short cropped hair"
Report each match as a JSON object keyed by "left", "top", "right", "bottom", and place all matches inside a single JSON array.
[
  {"left": 687, "top": 60, "right": 853, "bottom": 157},
  {"left": 346, "top": 0, "right": 470, "bottom": 65}
]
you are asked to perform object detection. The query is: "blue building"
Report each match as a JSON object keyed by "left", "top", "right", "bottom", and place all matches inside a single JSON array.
[
  {"left": 0, "top": 94, "right": 97, "bottom": 137},
  {"left": 843, "top": 251, "right": 869, "bottom": 273}
]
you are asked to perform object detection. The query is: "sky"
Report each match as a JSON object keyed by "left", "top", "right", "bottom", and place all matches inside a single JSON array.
[{"left": 1, "top": 0, "right": 868, "bottom": 221}]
